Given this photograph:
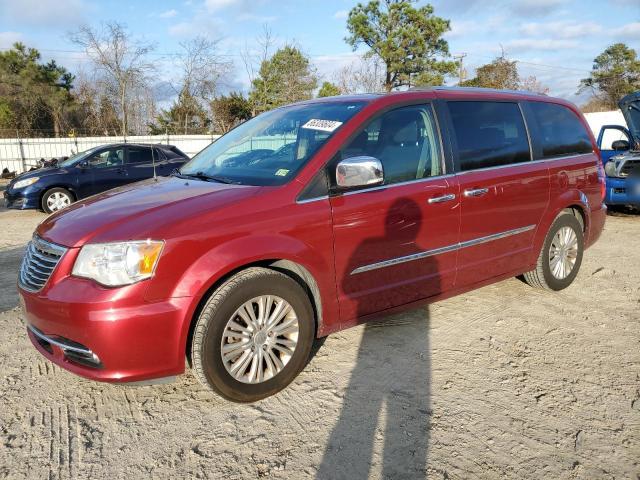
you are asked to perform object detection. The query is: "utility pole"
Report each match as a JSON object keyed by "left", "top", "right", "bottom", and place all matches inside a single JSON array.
[{"left": 454, "top": 53, "right": 467, "bottom": 85}]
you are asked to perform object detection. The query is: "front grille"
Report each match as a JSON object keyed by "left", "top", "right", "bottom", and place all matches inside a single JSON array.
[{"left": 19, "top": 236, "right": 67, "bottom": 292}]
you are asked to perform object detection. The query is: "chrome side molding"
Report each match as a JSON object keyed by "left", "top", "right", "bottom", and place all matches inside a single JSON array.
[{"left": 351, "top": 224, "right": 536, "bottom": 275}]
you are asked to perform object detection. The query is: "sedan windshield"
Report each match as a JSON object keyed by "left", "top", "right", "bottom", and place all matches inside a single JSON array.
[
  {"left": 57, "top": 146, "right": 103, "bottom": 168},
  {"left": 180, "top": 101, "right": 367, "bottom": 186}
]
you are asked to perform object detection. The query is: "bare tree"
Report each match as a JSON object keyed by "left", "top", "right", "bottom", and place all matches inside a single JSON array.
[
  {"left": 175, "top": 36, "right": 233, "bottom": 102},
  {"left": 241, "top": 25, "right": 276, "bottom": 115},
  {"left": 520, "top": 75, "right": 550, "bottom": 95},
  {"left": 70, "top": 22, "right": 156, "bottom": 135},
  {"left": 334, "top": 55, "right": 386, "bottom": 94}
]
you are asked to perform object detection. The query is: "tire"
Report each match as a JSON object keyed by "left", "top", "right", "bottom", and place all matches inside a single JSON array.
[
  {"left": 522, "top": 213, "right": 584, "bottom": 291},
  {"left": 41, "top": 187, "right": 74, "bottom": 214},
  {"left": 191, "top": 267, "right": 316, "bottom": 402}
]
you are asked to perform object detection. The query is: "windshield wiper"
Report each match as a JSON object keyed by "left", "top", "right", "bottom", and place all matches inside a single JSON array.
[{"left": 176, "top": 170, "right": 240, "bottom": 184}]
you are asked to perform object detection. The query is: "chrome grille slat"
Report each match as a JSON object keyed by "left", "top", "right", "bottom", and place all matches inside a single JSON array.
[{"left": 18, "top": 236, "right": 67, "bottom": 292}]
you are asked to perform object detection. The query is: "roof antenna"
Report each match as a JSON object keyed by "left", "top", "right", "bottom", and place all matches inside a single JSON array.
[{"left": 151, "top": 144, "right": 157, "bottom": 181}]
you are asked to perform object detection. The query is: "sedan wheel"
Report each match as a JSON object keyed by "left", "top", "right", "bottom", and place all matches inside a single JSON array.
[{"left": 42, "top": 188, "right": 73, "bottom": 213}]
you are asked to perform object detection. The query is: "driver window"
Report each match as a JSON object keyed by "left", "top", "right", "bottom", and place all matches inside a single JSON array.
[
  {"left": 88, "top": 148, "right": 124, "bottom": 169},
  {"left": 600, "top": 127, "right": 629, "bottom": 150},
  {"left": 340, "top": 104, "right": 442, "bottom": 185}
]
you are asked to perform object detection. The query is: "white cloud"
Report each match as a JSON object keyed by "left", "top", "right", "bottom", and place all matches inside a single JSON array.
[
  {"left": 509, "top": 0, "right": 564, "bottom": 17},
  {"left": 505, "top": 38, "right": 578, "bottom": 53},
  {"left": 334, "top": 10, "right": 348, "bottom": 20},
  {"left": 519, "top": 21, "right": 603, "bottom": 39},
  {"left": 235, "top": 13, "right": 277, "bottom": 22},
  {"left": 0, "top": 31, "right": 24, "bottom": 48},
  {"left": 159, "top": 9, "right": 178, "bottom": 18},
  {"left": 204, "top": 0, "right": 241, "bottom": 11},
  {"left": 0, "top": 0, "right": 88, "bottom": 27},
  {"left": 445, "top": 20, "right": 483, "bottom": 39},
  {"left": 612, "top": 22, "right": 640, "bottom": 41}
]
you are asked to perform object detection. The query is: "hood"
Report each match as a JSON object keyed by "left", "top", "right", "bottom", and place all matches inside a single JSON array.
[
  {"left": 12, "top": 165, "right": 67, "bottom": 182},
  {"left": 37, "top": 176, "right": 263, "bottom": 248},
  {"left": 619, "top": 92, "right": 640, "bottom": 148}
]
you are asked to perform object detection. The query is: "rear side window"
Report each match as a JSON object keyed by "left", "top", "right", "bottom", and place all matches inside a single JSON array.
[
  {"left": 128, "top": 147, "right": 153, "bottom": 164},
  {"left": 163, "top": 146, "right": 187, "bottom": 159},
  {"left": 527, "top": 102, "right": 593, "bottom": 158},
  {"left": 448, "top": 101, "right": 530, "bottom": 171}
]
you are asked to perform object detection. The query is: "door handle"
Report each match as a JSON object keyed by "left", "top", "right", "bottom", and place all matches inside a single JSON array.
[
  {"left": 463, "top": 187, "right": 489, "bottom": 197},
  {"left": 428, "top": 193, "right": 456, "bottom": 204}
]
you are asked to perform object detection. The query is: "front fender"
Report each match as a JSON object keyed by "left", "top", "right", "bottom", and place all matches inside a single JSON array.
[{"left": 162, "top": 233, "right": 338, "bottom": 355}]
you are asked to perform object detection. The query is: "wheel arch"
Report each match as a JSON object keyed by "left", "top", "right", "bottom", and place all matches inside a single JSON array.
[
  {"left": 183, "top": 258, "right": 325, "bottom": 367},
  {"left": 39, "top": 185, "right": 77, "bottom": 209},
  {"left": 530, "top": 190, "right": 591, "bottom": 267}
]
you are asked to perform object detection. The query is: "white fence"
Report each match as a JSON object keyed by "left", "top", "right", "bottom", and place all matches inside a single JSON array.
[
  {"left": 0, "top": 134, "right": 221, "bottom": 174},
  {"left": 0, "top": 111, "right": 630, "bottom": 175}
]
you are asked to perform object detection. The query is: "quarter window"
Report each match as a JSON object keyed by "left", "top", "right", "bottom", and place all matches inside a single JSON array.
[
  {"left": 340, "top": 104, "right": 442, "bottom": 185},
  {"left": 527, "top": 102, "right": 593, "bottom": 158},
  {"left": 448, "top": 101, "right": 530, "bottom": 171}
]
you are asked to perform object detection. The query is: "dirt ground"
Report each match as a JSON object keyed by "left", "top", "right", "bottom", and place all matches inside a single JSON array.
[{"left": 0, "top": 187, "right": 638, "bottom": 479}]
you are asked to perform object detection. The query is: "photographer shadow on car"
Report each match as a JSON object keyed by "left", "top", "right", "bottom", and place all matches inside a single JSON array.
[{"left": 317, "top": 197, "right": 435, "bottom": 479}]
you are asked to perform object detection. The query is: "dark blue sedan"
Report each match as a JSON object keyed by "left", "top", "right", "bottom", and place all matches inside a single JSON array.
[{"left": 3, "top": 143, "right": 189, "bottom": 213}]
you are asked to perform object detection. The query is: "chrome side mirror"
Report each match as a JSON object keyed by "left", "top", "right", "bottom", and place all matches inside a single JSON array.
[{"left": 336, "top": 156, "right": 384, "bottom": 189}]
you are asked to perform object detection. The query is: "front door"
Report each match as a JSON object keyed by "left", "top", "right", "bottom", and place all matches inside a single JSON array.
[
  {"left": 85, "top": 146, "right": 127, "bottom": 195},
  {"left": 597, "top": 125, "right": 631, "bottom": 163},
  {"left": 330, "top": 103, "right": 460, "bottom": 322},
  {"left": 446, "top": 101, "right": 549, "bottom": 287}
]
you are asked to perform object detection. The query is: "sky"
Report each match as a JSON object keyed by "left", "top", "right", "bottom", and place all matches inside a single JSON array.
[{"left": 0, "top": 0, "right": 639, "bottom": 106}]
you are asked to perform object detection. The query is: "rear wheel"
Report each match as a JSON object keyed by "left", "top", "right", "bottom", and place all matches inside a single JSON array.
[
  {"left": 42, "top": 188, "right": 73, "bottom": 213},
  {"left": 191, "top": 267, "right": 315, "bottom": 402},
  {"left": 522, "top": 213, "right": 584, "bottom": 291}
]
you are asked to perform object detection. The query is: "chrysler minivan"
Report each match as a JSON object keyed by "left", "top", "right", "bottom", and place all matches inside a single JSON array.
[{"left": 18, "top": 88, "right": 606, "bottom": 402}]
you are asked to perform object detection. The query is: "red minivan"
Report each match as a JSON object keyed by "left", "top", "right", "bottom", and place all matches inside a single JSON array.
[{"left": 18, "top": 88, "right": 606, "bottom": 402}]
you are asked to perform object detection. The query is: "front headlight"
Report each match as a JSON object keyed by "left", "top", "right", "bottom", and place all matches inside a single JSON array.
[
  {"left": 72, "top": 240, "right": 164, "bottom": 287},
  {"left": 604, "top": 161, "right": 618, "bottom": 177},
  {"left": 13, "top": 177, "right": 39, "bottom": 189}
]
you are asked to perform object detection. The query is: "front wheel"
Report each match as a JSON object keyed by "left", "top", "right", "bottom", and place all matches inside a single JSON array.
[
  {"left": 522, "top": 213, "right": 584, "bottom": 291},
  {"left": 191, "top": 267, "right": 316, "bottom": 402},
  {"left": 41, "top": 187, "right": 73, "bottom": 213}
]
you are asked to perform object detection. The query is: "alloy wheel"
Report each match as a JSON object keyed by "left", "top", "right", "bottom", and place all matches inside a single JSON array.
[
  {"left": 548, "top": 226, "right": 579, "bottom": 280},
  {"left": 220, "top": 295, "right": 299, "bottom": 384}
]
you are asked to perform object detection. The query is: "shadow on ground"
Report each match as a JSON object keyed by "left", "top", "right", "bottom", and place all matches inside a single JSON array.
[{"left": 0, "top": 246, "right": 25, "bottom": 312}]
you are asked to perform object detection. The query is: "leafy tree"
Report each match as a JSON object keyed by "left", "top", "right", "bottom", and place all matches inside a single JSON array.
[
  {"left": 461, "top": 56, "right": 519, "bottom": 90},
  {"left": 0, "top": 43, "right": 77, "bottom": 136},
  {"left": 211, "top": 92, "right": 252, "bottom": 133},
  {"left": 345, "top": 0, "right": 456, "bottom": 91},
  {"left": 318, "top": 81, "right": 342, "bottom": 97},
  {"left": 580, "top": 43, "right": 640, "bottom": 110},
  {"left": 150, "top": 88, "right": 209, "bottom": 134},
  {"left": 460, "top": 55, "right": 549, "bottom": 94},
  {"left": 249, "top": 46, "right": 318, "bottom": 114}
]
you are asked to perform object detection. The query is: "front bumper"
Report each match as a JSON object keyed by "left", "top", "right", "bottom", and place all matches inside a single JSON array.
[
  {"left": 20, "top": 275, "right": 193, "bottom": 383},
  {"left": 3, "top": 188, "right": 40, "bottom": 209},
  {"left": 605, "top": 177, "right": 640, "bottom": 206}
]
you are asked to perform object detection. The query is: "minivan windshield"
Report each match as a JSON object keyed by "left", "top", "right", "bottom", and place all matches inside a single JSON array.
[{"left": 179, "top": 101, "right": 367, "bottom": 186}]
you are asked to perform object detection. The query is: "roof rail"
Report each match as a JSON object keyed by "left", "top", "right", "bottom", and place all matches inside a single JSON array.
[{"left": 407, "top": 85, "right": 547, "bottom": 96}]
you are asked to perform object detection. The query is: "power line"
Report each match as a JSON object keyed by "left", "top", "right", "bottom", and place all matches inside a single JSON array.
[{"left": 0, "top": 45, "right": 593, "bottom": 73}]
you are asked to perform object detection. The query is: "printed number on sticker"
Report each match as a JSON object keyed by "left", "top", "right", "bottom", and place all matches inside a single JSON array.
[{"left": 302, "top": 119, "right": 343, "bottom": 132}]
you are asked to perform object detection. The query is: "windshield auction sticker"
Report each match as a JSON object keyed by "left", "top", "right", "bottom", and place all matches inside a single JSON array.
[{"left": 301, "top": 119, "right": 343, "bottom": 132}]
